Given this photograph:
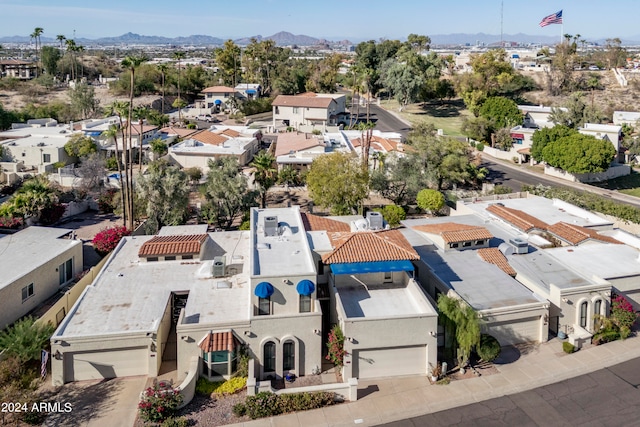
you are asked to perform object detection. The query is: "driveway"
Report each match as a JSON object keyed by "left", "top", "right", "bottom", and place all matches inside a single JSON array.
[{"left": 43, "top": 376, "right": 146, "bottom": 427}]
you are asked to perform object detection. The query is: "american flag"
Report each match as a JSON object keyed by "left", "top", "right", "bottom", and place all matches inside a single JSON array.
[
  {"left": 41, "top": 350, "right": 49, "bottom": 379},
  {"left": 539, "top": 10, "right": 563, "bottom": 27}
]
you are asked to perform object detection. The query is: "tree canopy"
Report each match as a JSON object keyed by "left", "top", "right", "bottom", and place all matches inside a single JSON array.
[
  {"left": 64, "top": 133, "right": 97, "bottom": 158},
  {"left": 416, "top": 189, "right": 445, "bottom": 213},
  {"left": 306, "top": 152, "right": 369, "bottom": 215},
  {"left": 530, "top": 125, "right": 577, "bottom": 162},
  {"left": 542, "top": 133, "right": 616, "bottom": 174},
  {"left": 478, "top": 96, "right": 522, "bottom": 130}
]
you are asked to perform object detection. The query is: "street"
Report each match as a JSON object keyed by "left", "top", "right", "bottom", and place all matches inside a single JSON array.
[{"left": 381, "top": 356, "right": 640, "bottom": 427}]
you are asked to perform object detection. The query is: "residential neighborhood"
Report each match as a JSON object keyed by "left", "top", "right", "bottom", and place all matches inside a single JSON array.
[{"left": 3, "top": 3, "right": 640, "bottom": 426}]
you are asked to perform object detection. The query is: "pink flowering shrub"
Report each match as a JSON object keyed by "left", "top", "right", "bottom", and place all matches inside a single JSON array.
[
  {"left": 0, "top": 216, "right": 23, "bottom": 229},
  {"left": 325, "top": 325, "right": 347, "bottom": 367},
  {"left": 138, "top": 381, "right": 183, "bottom": 423},
  {"left": 612, "top": 294, "right": 638, "bottom": 338},
  {"left": 92, "top": 226, "right": 130, "bottom": 256}
]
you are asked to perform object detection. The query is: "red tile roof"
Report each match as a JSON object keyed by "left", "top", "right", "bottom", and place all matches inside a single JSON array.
[
  {"left": 548, "top": 222, "right": 621, "bottom": 245},
  {"left": 413, "top": 223, "right": 493, "bottom": 244},
  {"left": 301, "top": 213, "right": 350, "bottom": 233},
  {"left": 138, "top": 234, "right": 207, "bottom": 257},
  {"left": 274, "top": 132, "right": 323, "bottom": 157},
  {"left": 477, "top": 248, "right": 517, "bottom": 277},
  {"left": 322, "top": 230, "right": 419, "bottom": 264},
  {"left": 218, "top": 128, "right": 241, "bottom": 138},
  {"left": 192, "top": 130, "right": 229, "bottom": 146},
  {"left": 272, "top": 95, "right": 335, "bottom": 109},
  {"left": 202, "top": 86, "right": 236, "bottom": 93},
  {"left": 199, "top": 331, "right": 238, "bottom": 352},
  {"left": 159, "top": 126, "right": 199, "bottom": 138},
  {"left": 486, "top": 204, "right": 549, "bottom": 232}
]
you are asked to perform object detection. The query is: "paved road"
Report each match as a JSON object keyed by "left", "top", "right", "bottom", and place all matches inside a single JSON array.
[
  {"left": 368, "top": 103, "right": 412, "bottom": 138},
  {"left": 480, "top": 157, "right": 565, "bottom": 192},
  {"left": 380, "top": 356, "right": 640, "bottom": 427}
]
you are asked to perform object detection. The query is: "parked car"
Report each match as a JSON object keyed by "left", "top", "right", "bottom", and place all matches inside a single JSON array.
[{"left": 588, "top": 65, "right": 600, "bottom": 71}]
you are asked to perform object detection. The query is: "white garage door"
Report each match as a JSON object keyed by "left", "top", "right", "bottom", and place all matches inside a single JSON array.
[
  {"left": 354, "top": 346, "right": 426, "bottom": 379},
  {"left": 64, "top": 347, "right": 148, "bottom": 382},
  {"left": 489, "top": 317, "right": 540, "bottom": 345}
]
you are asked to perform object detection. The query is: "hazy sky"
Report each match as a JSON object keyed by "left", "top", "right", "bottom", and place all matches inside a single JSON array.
[{"left": 1, "top": 0, "right": 637, "bottom": 40}]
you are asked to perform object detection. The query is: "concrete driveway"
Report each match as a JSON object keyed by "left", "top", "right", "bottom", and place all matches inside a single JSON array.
[{"left": 43, "top": 375, "right": 146, "bottom": 427}]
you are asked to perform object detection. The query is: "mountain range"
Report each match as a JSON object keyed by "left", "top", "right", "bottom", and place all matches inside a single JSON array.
[{"left": 1, "top": 31, "right": 639, "bottom": 47}]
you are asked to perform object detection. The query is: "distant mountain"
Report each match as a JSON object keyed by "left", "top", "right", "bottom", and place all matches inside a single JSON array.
[{"left": 234, "top": 32, "right": 324, "bottom": 46}]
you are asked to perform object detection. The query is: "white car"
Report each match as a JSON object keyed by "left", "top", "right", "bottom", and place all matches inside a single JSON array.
[{"left": 588, "top": 65, "right": 600, "bottom": 71}]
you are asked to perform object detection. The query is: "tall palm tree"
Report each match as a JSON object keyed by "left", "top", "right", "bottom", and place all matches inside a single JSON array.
[
  {"left": 101, "top": 124, "right": 126, "bottom": 220},
  {"left": 56, "top": 34, "right": 66, "bottom": 50},
  {"left": 173, "top": 51, "right": 186, "bottom": 121},
  {"left": 121, "top": 55, "right": 148, "bottom": 230},
  {"left": 31, "top": 27, "right": 43, "bottom": 77},
  {"left": 65, "top": 39, "right": 77, "bottom": 81},
  {"left": 251, "top": 150, "right": 277, "bottom": 208},
  {"left": 133, "top": 106, "right": 150, "bottom": 171},
  {"left": 157, "top": 63, "right": 168, "bottom": 113}
]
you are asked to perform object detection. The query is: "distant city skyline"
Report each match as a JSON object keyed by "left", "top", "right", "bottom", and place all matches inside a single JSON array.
[{"left": 1, "top": 0, "right": 638, "bottom": 41}]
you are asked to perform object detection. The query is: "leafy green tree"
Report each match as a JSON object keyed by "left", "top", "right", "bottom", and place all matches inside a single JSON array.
[
  {"left": 306, "top": 54, "right": 343, "bottom": 93},
  {"left": 549, "top": 92, "right": 602, "bottom": 128},
  {"left": 306, "top": 152, "right": 369, "bottom": 215},
  {"left": 530, "top": 125, "right": 577, "bottom": 162},
  {"left": 135, "top": 160, "right": 190, "bottom": 234},
  {"left": 379, "top": 59, "right": 424, "bottom": 110},
  {"left": 64, "top": 133, "right": 97, "bottom": 158},
  {"left": 0, "top": 316, "right": 55, "bottom": 363},
  {"left": 0, "top": 175, "right": 59, "bottom": 220},
  {"left": 251, "top": 151, "right": 277, "bottom": 208},
  {"left": 40, "top": 45, "right": 61, "bottom": 76},
  {"left": 149, "top": 137, "right": 167, "bottom": 157},
  {"left": 242, "top": 39, "right": 289, "bottom": 95},
  {"left": 478, "top": 96, "right": 522, "bottom": 130},
  {"left": 461, "top": 116, "right": 492, "bottom": 143},
  {"left": 277, "top": 166, "right": 302, "bottom": 187},
  {"left": 373, "top": 205, "right": 406, "bottom": 227},
  {"left": 215, "top": 40, "right": 242, "bottom": 87},
  {"left": 542, "top": 133, "right": 616, "bottom": 174},
  {"left": 437, "top": 294, "right": 481, "bottom": 370},
  {"left": 68, "top": 82, "right": 99, "bottom": 119},
  {"left": 416, "top": 189, "right": 445, "bottom": 213},
  {"left": 201, "top": 157, "right": 257, "bottom": 229},
  {"left": 184, "top": 166, "right": 202, "bottom": 184}
]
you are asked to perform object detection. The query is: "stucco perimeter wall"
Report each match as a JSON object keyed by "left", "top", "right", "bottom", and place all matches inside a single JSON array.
[{"left": 544, "top": 164, "right": 631, "bottom": 183}]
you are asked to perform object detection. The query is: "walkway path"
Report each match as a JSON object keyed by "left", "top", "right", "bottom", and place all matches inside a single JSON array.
[{"left": 227, "top": 333, "right": 640, "bottom": 426}]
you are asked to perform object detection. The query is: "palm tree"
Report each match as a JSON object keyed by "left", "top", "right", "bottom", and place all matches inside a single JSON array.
[
  {"left": 157, "top": 63, "right": 169, "bottom": 113},
  {"left": 65, "top": 39, "right": 77, "bottom": 81},
  {"left": 105, "top": 101, "right": 131, "bottom": 225},
  {"left": 30, "top": 27, "right": 43, "bottom": 77},
  {"left": 251, "top": 150, "right": 277, "bottom": 208},
  {"left": 121, "top": 55, "right": 148, "bottom": 230},
  {"left": 173, "top": 51, "right": 186, "bottom": 121},
  {"left": 133, "top": 106, "right": 150, "bottom": 171},
  {"left": 56, "top": 34, "right": 66, "bottom": 50},
  {"left": 101, "top": 124, "right": 126, "bottom": 219}
]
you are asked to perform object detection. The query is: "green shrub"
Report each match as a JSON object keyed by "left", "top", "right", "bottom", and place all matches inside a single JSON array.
[
  {"left": 105, "top": 156, "right": 119, "bottom": 170},
  {"left": 477, "top": 334, "right": 501, "bottom": 362},
  {"left": 592, "top": 330, "right": 620, "bottom": 345},
  {"left": 476, "top": 142, "right": 484, "bottom": 151},
  {"left": 233, "top": 391, "right": 336, "bottom": 420},
  {"left": 161, "top": 416, "right": 189, "bottom": 427},
  {"left": 619, "top": 326, "right": 631, "bottom": 340},
  {"left": 214, "top": 377, "right": 246, "bottom": 395},
  {"left": 562, "top": 342, "right": 576, "bottom": 354},
  {"left": 374, "top": 205, "right": 406, "bottom": 227},
  {"left": 195, "top": 378, "right": 223, "bottom": 395}
]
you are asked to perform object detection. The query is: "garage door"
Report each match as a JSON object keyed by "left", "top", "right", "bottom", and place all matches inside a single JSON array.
[
  {"left": 488, "top": 317, "right": 540, "bottom": 345},
  {"left": 354, "top": 346, "right": 426, "bottom": 379},
  {"left": 64, "top": 347, "right": 148, "bottom": 382}
]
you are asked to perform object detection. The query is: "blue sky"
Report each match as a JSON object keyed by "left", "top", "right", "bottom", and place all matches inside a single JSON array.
[{"left": 1, "top": 0, "right": 638, "bottom": 41}]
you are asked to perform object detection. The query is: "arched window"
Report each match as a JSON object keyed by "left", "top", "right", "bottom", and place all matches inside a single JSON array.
[
  {"left": 264, "top": 341, "right": 276, "bottom": 373},
  {"left": 580, "top": 301, "right": 588, "bottom": 328},
  {"left": 283, "top": 340, "right": 295, "bottom": 371},
  {"left": 594, "top": 299, "right": 602, "bottom": 316}
]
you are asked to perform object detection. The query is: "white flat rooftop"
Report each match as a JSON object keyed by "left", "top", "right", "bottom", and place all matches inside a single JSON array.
[
  {"left": 1, "top": 134, "right": 71, "bottom": 148},
  {"left": 338, "top": 283, "right": 435, "bottom": 318},
  {"left": 0, "top": 125, "right": 73, "bottom": 139},
  {"left": 545, "top": 244, "right": 640, "bottom": 281},
  {"left": 55, "top": 229, "right": 251, "bottom": 338},
  {"left": 170, "top": 137, "right": 254, "bottom": 156},
  {"left": 251, "top": 207, "right": 316, "bottom": 277},
  {"left": 0, "top": 227, "right": 80, "bottom": 288}
]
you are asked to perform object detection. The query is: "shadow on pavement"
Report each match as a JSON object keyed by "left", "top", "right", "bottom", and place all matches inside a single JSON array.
[{"left": 493, "top": 345, "right": 521, "bottom": 365}]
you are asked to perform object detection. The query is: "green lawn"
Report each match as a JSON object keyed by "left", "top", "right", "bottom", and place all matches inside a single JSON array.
[
  {"left": 379, "top": 99, "right": 471, "bottom": 136},
  {"left": 591, "top": 170, "right": 640, "bottom": 197}
]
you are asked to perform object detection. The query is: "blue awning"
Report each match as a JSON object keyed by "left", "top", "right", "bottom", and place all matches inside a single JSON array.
[
  {"left": 330, "top": 260, "right": 414, "bottom": 275},
  {"left": 296, "top": 280, "right": 315, "bottom": 296},
  {"left": 86, "top": 131, "right": 102, "bottom": 137},
  {"left": 214, "top": 99, "right": 222, "bottom": 105},
  {"left": 254, "top": 282, "right": 274, "bottom": 298},
  {"left": 246, "top": 89, "right": 257, "bottom": 94}
]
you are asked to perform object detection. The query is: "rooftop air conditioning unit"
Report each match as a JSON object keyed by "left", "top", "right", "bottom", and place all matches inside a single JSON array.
[
  {"left": 509, "top": 237, "right": 529, "bottom": 255},
  {"left": 212, "top": 256, "right": 226, "bottom": 277},
  {"left": 366, "top": 211, "right": 384, "bottom": 230},
  {"left": 264, "top": 216, "right": 278, "bottom": 237}
]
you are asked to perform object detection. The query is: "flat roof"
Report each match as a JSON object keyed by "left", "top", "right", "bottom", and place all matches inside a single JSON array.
[
  {"left": 251, "top": 207, "right": 316, "bottom": 278},
  {"left": 170, "top": 137, "right": 254, "bottom": 156},
  {"left": 0, "top": 125, "right": 74, "bottom": 139},
  {"left": 1, "top": 134, "right": 71, "bottom": 148},
  {"left": 338, "top": 283, "right": 435, "bottom": 318},
  {"left": 545, "top": 244, "right": 640, "bottom": 281},
  {"left": 0, "top": 227, "right": 81, "bottom": 289},
  {"left": 55, "top": 229, "right": 251, "bottom": 338}
]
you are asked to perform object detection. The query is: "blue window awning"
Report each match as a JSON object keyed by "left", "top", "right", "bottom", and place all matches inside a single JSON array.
[
  {"left": 86, "top": 131, "right": 102, "bottom": 137},
  {"left": 254, "top": 282, "right": 274, "bottom": 298},
  {"left": 330, "top": 260, "right": 414, "bottom": 275},
  {"left": 246, "top": 89, "right": 257, "bottom": 94},
  {"left": 214, "top": 99, "right": 222, "bottom": 105},
  {"left": 296, "top": 280, "right": 315, "bottom": 296}
]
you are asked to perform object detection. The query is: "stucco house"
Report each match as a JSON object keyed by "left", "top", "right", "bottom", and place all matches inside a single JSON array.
[
  {"left": 612, "top": 111, "right": 640, "bottom": 126},
  {"left": 0, "top": 227, "right": 83, "bottom": 329},
  {"left": 0, "top": 59, "right": 37, "bottom": 79},
  {"left": 234, "top": 83, "right": 261, "bottom": 100},
  {"left": 272, "top": 92, "right": 347, "bottom": 132},
  {"left": 195, "top": 86, "right": 239, "bottom": 114},
  {"left": 273, "top": 131, "right": 354, "bottom": 172}
]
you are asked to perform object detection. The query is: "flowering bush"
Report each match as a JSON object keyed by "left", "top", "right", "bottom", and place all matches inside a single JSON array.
[
  {"left": 92, "top": 226, "right": 130, "bottom": 256},
  {"left": 611, "top": 294, "right": 638, "bottom": 334},
  {"left": 325, "top": 325, "right": 347, "bottom": 367},
  {"left": 138, "top": 382, "right": 183, "bottom": 423},
  {"left": 0, "top": 216, "right": 23, "bottom": 229}
]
